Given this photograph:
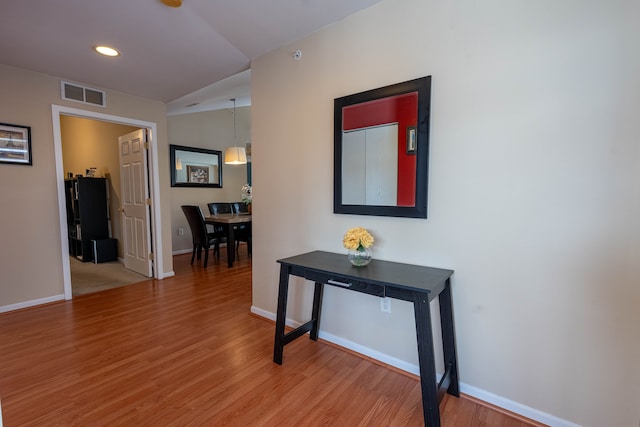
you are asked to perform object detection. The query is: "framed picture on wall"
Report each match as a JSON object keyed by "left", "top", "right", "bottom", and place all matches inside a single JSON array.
[
  {"left": 187, "top": 165, "right": 209, "bottom": 183},
  {"left": 0, "top": 122, "right": 32, "bottom": 165},
  {"left": 406, "top": 126, "right": 417, "bottom": 154}
]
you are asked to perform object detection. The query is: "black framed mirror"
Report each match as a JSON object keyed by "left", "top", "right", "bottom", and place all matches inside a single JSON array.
[
  {"left": 334, "top": 76, "right": 431, "bottom": 218},
  {"left": 170, "top": 144, "right": 223, "bottom": 188}
]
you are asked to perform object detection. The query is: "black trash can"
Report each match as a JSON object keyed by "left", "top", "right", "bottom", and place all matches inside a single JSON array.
[{"left": 92, "top": 238, "right": 118, "bottom": 263}]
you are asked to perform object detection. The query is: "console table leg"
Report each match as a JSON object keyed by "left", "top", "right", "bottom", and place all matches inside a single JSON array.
[
  {"left": 273, "top": 265, "right": 290, "bottom": 365},
  {"left": 309, "top": 282, "right": 324, "bottom": 341},
  {"left": 439, "top": 279, "right": 460, "bottom": 396},
  {"left": 414, "top": 293, "right": 440, "bottom": 427}
]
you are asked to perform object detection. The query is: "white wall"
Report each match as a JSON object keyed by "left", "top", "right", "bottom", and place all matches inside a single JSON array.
[
  {"left": 250, "top": 0, "right": 640, "bottom": 426},
  {"left": 167, "top": 107, "right": 251, "bottom": 253}
]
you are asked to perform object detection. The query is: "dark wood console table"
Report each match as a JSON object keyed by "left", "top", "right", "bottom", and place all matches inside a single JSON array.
[{"left": 273, "top": 250, "right": 459, "bottom": 427}]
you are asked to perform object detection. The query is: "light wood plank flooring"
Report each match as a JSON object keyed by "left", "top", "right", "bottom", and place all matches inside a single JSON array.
[{"left": 0, "top": 252, "right": 541, "bottom": 426}]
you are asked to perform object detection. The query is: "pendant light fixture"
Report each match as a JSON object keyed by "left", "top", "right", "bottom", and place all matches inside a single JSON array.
[{"left": 224, "top": 98, "right": 247, "bottom": 165}]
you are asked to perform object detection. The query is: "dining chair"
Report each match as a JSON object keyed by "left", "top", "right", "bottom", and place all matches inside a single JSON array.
[
  {"left": 233, "top": 222, "right": 252, "bottom": 256},
  {"left": 206, "top": 202, "right": 233, "bottom": 246},
  {"left": 231, "top": 202, "right": 249, "bottom": 214},
  {"left": 207, "top": 202, "right": 232, "bottom": 215},
  {"left": 181, "top": 205, "right": 227, "bottom": 267},
  {"left": 231, "top": 202, "right": 251, "bottom": 256}
]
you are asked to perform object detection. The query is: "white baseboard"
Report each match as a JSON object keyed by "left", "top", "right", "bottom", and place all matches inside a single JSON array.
[
  {"left": 159, "top": 271, "right": 175, "bottom": 279},
  {"left": 0, "top": 294, "right": 65, "bottom": 314},
  {"left": 172, "top": 249, "right": 192, "bottom": 256},
  {"left": 250, "top": 306, "right": 277, "bottom": 321},
  {"left": 459, "top": 383, "right": 582, "bottom": 427},
  {"left": 172, "top": 243, "right": 230, "bottom": 257},
  {"left": 115, "top": 256, "right": 174, "bottom": 279},
  {"left": 250, "top": 305, "right": 581, "bottom": 427}
]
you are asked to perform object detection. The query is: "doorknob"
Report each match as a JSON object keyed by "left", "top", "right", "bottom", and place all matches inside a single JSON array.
[{"left": 118, "top": 207, "right": 125, "bottom": 213}]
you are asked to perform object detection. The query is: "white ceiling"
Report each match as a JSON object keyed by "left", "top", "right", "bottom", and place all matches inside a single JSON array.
[
  {"left": 0, "top": 0, "right": 382, "bottom": 114},
  {"left": 166, "top": 69, "right": 252, "bottom": 116}
]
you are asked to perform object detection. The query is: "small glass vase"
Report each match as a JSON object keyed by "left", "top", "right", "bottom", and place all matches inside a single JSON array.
[{"left": 347, "top": 247, "right": 372, "bottom": 267}]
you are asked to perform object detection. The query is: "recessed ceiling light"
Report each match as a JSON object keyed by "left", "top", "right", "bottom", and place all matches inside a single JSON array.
[{"left": 94, "top": 46, "right": 120, "bottom": 57}]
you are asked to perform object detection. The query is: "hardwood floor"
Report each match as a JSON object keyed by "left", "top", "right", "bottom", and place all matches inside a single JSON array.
[{"left": 0, "top": 251, "right": 541, "bottom": 426}]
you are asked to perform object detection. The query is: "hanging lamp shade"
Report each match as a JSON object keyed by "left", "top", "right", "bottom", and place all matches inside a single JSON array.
[
  {"left": 224, "top": 147, "right": 247, "bottom": 165},
  {"left": 224, "top": 98, "right": 247, "bottom": 165}
]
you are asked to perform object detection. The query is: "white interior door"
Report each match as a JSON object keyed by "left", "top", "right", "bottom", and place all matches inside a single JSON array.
[{"left": 118, "top": 129, "right": 152, "bottom": 277}]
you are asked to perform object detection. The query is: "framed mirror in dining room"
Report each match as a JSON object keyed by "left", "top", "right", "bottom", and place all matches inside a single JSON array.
[
  {"left": 334, "top": 76, "right": 431, "bottom": 218},
  {"left": 170, "top": 144, "right": 223, "bottom": 188}
]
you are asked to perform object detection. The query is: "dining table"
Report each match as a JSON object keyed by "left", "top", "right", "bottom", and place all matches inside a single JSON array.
[{"left": 204, "top": 213, "right": 251, "bottom": 267}]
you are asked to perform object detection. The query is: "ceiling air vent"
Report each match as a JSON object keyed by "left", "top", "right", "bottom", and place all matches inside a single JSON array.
[{"left": 61, "top": 81, "right": 106, "bottom": 107}]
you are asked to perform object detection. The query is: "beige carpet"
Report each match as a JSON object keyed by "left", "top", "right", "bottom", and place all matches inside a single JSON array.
[{"left": 70, "top": 257, "right": 150, "bottom": 296}]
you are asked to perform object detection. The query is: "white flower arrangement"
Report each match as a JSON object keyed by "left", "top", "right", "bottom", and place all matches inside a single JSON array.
[{"left": 241, "top": 184, "right": 252, "bottom": 205}]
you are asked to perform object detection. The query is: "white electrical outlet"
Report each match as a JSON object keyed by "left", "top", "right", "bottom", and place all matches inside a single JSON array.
[
  {"left": 380, "top": 297, "right": 391, "bottom": 313},
  {"left": 178, "top": 227, "right": 184, "bottom": 236}
]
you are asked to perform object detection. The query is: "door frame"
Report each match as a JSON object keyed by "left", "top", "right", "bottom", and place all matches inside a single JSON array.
[{"left": 52, "top": 105, "right": 165, "bottom": 300}]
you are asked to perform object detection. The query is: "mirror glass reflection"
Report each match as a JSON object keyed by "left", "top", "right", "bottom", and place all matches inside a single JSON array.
[{"left": 342, "top": 123, "right": 399, "bottom": 206}]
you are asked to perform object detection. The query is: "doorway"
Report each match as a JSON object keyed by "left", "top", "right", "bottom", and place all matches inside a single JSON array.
[
  {"left": 52, "top": 105, "right": 165, "bottom": 300},
  {"left": 60, "top": 117, "right": 149, "bottom": 295}
]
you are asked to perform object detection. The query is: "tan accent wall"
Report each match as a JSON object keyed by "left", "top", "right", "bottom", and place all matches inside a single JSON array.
[{"left": 0, "top": 63, "right": 173, "bottom": 307}]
